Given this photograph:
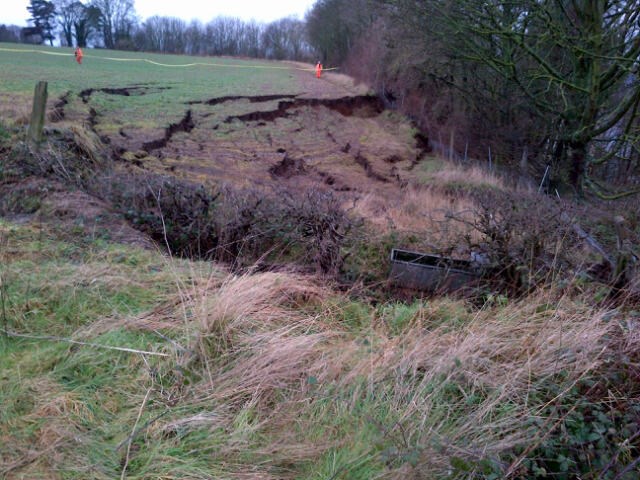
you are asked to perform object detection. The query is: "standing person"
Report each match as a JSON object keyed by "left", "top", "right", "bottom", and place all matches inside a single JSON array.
[
  {"left": 75, "top": 46, "right": 83, "bottom": 65},
  {"left": 315, "top": 60, "right": 323, "bottom": 79}
]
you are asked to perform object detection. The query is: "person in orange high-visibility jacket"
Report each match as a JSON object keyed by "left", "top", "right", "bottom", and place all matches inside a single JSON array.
[
  {"left": 75, "top": 47, "right": 83, "bottom": 64},
  {"left": 315, "top": 61, "right": 323, "bottom": 78}
]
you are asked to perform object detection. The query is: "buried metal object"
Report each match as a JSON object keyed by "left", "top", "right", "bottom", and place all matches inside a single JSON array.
[{"left": 389, "top": 248, "right": 485, "bottom": 292}]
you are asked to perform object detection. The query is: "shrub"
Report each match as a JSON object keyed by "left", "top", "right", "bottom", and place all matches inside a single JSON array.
[
  {"left": 445, "top": 191, "right": 579, "bottom": 294},
  {"left": 105, "top": 174, "right": 355, "bottom": 273}
]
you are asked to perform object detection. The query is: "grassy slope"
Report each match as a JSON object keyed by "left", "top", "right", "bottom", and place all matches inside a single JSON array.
[
  {"left": 1, "top": 218, "right": 637, "bottom": 479},
  {"left": 1, "top": 45, "right": 639, "bottom": 479}
]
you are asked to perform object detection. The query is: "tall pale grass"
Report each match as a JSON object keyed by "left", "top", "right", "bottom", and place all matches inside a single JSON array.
[
  {"left": 428, "top": 163, "right": 507, "bottom": 190},
  {"left": 152, "top": 270, "right": 629, "bottom": 477},
  {"left": 354, "top": 185, "right": 477, "bottom": 234}
]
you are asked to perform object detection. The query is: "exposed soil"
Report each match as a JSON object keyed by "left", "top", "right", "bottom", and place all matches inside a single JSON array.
[
  {"left": 269, "top": 153, "right": 307, "bottom": 179},
  {"left": 189, "top": 94, "right": 298, "bottom": 106},
  {"left": 74, "top": 77, "right": 425, "bottom": 214},
  {"left": 412, "top": 131, "right": 433, "bottom": 168},
  {"left": 143, "top": 110, "right": 195, "bottom": 151},
  {"left": 88, "top": 107, "right": 98, "bottom": 127},
  {"left": 50, "top": 91, "right": 71, "bottom": 122},
  {"left": 224, "top": 105, "right": 294, "bottom": 124},
  {"left": 385, "top": 154, "right": 404, "bottom": 164},
  {"left": 80, "top": 86, "right": 170, "bottom": 104},
  {"left": 0, "top": 177, "right": 153, "bottom": 249},
  {"left": 224, "top": 95, "right": 384, "bottom": 124}
]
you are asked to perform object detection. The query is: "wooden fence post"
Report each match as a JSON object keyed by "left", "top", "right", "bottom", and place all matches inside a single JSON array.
[{"left": 28, "top": 81, "right": 48, "bottom": 145}]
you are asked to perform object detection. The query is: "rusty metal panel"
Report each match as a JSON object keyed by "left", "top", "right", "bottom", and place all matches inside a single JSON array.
[{"left": 389, "top": 249, "right": 482, "bottom": 292}]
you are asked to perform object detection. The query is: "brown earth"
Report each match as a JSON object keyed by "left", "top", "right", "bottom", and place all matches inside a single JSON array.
[
  {"left": 11, "top": 68, "right": 434, "bottom": 229},
  {"left": 87, "top": 70, "right": 428, "bottom": 214}
]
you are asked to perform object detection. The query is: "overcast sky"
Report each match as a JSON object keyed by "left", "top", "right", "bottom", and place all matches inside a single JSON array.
[{"left": 2, "top": 0, "right": 317, "bottom": 27}]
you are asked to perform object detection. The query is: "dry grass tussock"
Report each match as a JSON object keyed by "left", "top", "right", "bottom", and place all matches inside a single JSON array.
[
  {"left": 193, "top": 271, "right": 331, "bottom": 345},
  {"left": 428, "top": 163, "right": 509, "bottom": 191},
  {"left": 354, "top": 184, "right": 480, "bottom": 241},
  {"left": 155, "top": 270, "right": 631, "bottom": 476}
]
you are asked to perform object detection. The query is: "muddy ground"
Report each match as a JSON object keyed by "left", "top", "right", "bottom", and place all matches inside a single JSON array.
[{"left": 48, "top": 68, "right": 430, "bottom": 212}]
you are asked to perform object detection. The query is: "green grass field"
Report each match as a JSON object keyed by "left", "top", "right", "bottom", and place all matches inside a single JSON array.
[
  {"left": 0, "top": 42, "right": 303, "bottom": 100},
  {"left": 0, "top": 42, "right": 319, "bottom": 138}
]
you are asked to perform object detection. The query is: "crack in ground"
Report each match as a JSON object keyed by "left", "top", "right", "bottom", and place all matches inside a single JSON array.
[
  {"left": 86, "top": 107, "right": 111, "bottom": 146},
  {"left": 88, "top": 107, "right": 98, "bottom": 128},
  {"left": 355, "top": 151, "right": 390, "bottom": 183},
  {"left": 143, "top": 110, "right": 195, "bottom": 151},
  {"left": 79, "top": 86, "right": 170, "bottom": 104},
  {"left": 189, "top": 94, "right": 298, "bottom": 107},
  {"left": 409, "top": 131, "right": 433, "bottom": 170},
  {"left": 224, "top": 95, "right": 384, "bottom": 124},
  {"left": 50, "top": 91, "right": 71, "bottom": 122}
]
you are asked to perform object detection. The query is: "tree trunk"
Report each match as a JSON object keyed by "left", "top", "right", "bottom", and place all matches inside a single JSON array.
[{"left": 569, "top": 142, "right": 587, "bottom": 196}]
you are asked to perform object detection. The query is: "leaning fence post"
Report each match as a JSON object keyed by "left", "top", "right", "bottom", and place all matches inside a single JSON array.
[{"left": 28, "top": 81, "right": 48, "bottom": 146}]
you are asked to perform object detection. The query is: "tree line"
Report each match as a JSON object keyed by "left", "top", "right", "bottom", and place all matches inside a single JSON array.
[{"left": 2, "top": 0, "right": 313, "bottom": 61}]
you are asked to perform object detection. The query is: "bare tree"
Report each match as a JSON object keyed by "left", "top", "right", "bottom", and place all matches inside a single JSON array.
[
  {"left": 307, "top": 0, "right": 376, "bottom": 64},
  {"left": 139, "top": 16, "right": 186, "bottom": 53},
  {"left": 90, "top": 0, "right": 136, "bottom": 49},
  {"left": 73, "top": 2, "right": 100, "bottom": 47},
  {"left": 263, "top": 17, "right": 312, "bottom": 61},
  {"left": 383, "top": 0, "right": 640, "bottom": 196},
  {"left": 53, "top": 0, "right": 76, "bottom": 46},
  {"left": 184, "top": 20, "right": 204, "bottom": 55}
]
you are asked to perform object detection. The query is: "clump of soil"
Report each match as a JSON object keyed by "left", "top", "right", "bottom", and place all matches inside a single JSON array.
[{"left": 270, "top": 154, "right": 307, "bottom": 179}]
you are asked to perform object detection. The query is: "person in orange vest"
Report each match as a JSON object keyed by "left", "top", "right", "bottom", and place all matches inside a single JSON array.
[
  {"left": 74, "top": 46, "right": 83, "bottom": 65},
  {"left": 315, "top": 60, "right": 323, "bottom": 79}
]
